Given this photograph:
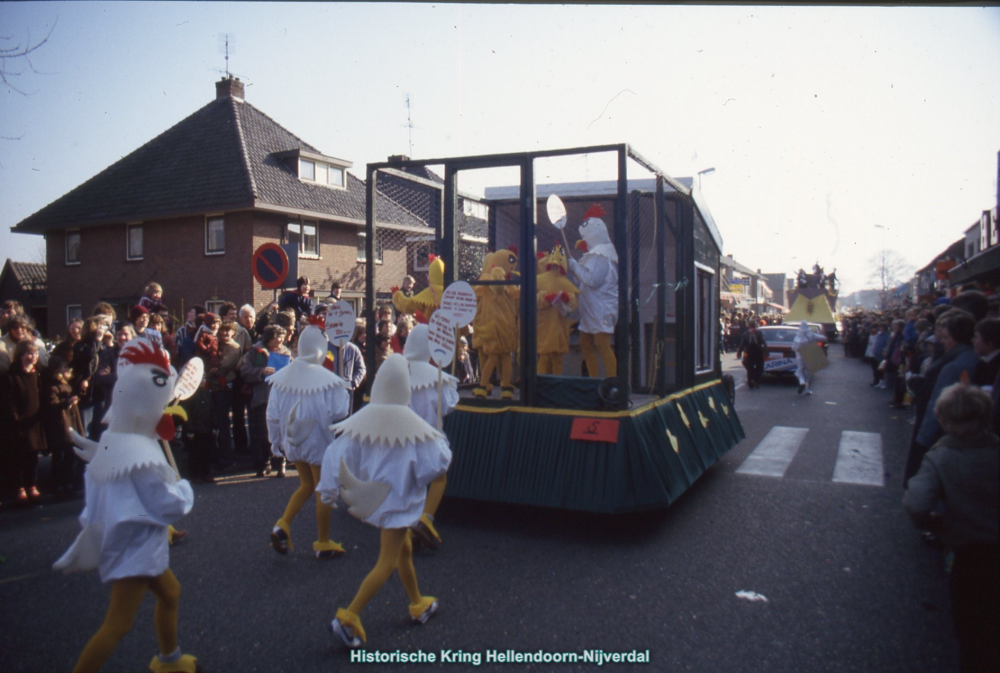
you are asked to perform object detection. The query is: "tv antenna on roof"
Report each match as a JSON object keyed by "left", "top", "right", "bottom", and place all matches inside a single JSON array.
[
  {"left": 404, "top": 93, "right": 420, "bottom": 156},
  {"left": 217, "top": 33, "right": 236, "bottom": 78}
]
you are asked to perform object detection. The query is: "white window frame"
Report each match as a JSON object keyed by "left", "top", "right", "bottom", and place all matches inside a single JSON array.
[
  {"left": 356, "top": 231, "right": 383, "bottom": 264},
  {"left": 327, "top": 164, "right": 345, "bottom": 188},
  {"left": 65, "top": 229, "right": 81, "bottom": 266},
  {"left": 205, "top": 300, "right": 225, "bottom": 316},
  {"left": 205, "top": 215, "right": 225, "bottom": 256},
  {"left": 126, "top": 223, "right": 144, "bottom": 261},
  {"left": 287, "top": 219, "right": 320, "bottom": 258},
  {"left": 694, "top": 261, "right": 717, "bottom": 375},
  {"left": 299, "top": 159, "right": 316, "bottom": 181},
  {"left": 66, "top": 304, "right": 83, "bottom": 323}
]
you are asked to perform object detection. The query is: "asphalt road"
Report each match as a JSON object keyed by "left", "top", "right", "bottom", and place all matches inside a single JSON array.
[{"left": 0, "top": 344, "right": 960, "bottom": 672}]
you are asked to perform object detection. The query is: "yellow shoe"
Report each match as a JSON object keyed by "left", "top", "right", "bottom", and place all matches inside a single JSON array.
[
  {"left": 411, "top": 513, "right": 441, "bottom": 550},
  {"left": 330, "top": 608, "right": 366, "bottom": 646},
  {"left": 270, "top": 519, "right": 293, "bottom": 554},
  {"left": 500, "top": 386, "right": 514, "bottom": 400},
  {"left": 149, "top": 653, "right": 197, "bottom": 673},
  {"left": 313, "top": 540, "right": 345, "bottom": 559},
  {"left": 472, "top": 386, "right": 487, "bottom": 399},
  {"left": 409, "top": 596, "right": 439, "bottom": 624}
]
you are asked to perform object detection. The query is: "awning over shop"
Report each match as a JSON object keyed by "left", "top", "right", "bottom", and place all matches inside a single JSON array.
[
  {"left": 948, "top": 244, "right": 1000, "bottom": 286},
  {"left": 766, "top": 302, "right": 789, "bottom": 314}
]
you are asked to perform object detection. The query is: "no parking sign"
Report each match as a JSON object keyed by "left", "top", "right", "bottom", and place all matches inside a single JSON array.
[{"left": 252, "top": 243, "right": 289, "bottom": 289}]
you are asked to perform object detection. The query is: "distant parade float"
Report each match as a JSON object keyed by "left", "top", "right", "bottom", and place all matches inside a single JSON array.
[
  {"left": 361, "top": 145, "right": 745, "bottom": 513},
  {"left": 786, "top": 264, "right": 840, "bottom": 340}
]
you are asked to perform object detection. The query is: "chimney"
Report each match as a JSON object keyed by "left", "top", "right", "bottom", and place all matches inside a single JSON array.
[
  {"left": 388, "top": 154, "right": 410, "bottom": 163},
  {"left": 216, "top": 75, "right": 245, "bottom": 100}
]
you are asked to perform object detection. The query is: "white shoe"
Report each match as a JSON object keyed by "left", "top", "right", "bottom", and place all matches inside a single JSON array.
[
  {"left": 805, "top": 390, "right": 813, "bottom": 395},
  {"left": 329, "top": 618, "right": 362, "bottom": 648}
]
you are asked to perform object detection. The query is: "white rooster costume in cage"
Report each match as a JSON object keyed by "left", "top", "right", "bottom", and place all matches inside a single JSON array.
[
  {"left": 568, "top": 203, "right": 619, "bottom": 378},
  {"left": 55, "top": 338, "right": 198, "bottom": 673},
  {"left": 266, "top": 325, "right": 351, "bottom": 558},
  {"left": 317, "top": 354, "right": 452, "bottom": 648},
  {"left": 403, "top": 324, "right": 458, "bottom": 549}
]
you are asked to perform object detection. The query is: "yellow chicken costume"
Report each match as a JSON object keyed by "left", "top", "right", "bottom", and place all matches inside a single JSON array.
[
  {"left": 393, "top": 256, "right": 444, "bottom": 322},
  {"left": 535, "top": 244, "right": 580, "bottom": 375},
  {"left": 472, "top": 247, "right": 520, "bottom": 399}
]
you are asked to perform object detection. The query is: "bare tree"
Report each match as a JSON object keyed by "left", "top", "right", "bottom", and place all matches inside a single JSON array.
[
  {"left": 1, "top": 19, "right": 56, "bottom": 95},
  {"left": 867, "top": 249, "right": 913, "bottom": 310}
]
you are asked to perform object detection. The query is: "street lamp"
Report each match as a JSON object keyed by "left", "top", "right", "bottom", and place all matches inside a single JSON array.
[{"left": 697, "top": 167, "right": 716, "bottom": 190}]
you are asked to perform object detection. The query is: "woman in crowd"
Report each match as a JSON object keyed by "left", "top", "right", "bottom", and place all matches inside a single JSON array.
[
  {"left": 71, "top": 316, "right": 107, "bottom": 436},
  {"left": 350, "top": 320, "right": 368, "bottom": 412},
  {"left": 130, "top": 305, "right": 163, "bottom": 347},
  {"left": 241, "top": 324, "right": 289, "bottom": 478},
  {"left": 0, "top": 315, "right": 49, "bottom": 375},
  {"left": 52, "top": 318, "right": 84, "bottom": 362},
  {"left": 0, "top": 340, "right": 46, "bottom": 502}
]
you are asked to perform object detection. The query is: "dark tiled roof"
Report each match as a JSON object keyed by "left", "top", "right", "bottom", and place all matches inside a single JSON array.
[
  {"left": 13, "top": 96, "right": 429, "bottom": 233},
  {"left": 1, "top": 259, "right": 47, "bottom": 293},
  {"left": 13, "top": 98, "right": 253, "bottom": 233}
]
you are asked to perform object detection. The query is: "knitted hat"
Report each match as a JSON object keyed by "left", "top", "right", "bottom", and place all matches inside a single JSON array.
[{"left": 128, "top": 305, "right": 149, "bottom": 323}]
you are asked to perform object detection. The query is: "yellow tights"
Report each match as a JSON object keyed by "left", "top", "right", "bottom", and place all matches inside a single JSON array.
[
  {"left": 347, "top": 529, "right": 422, "bottom": 616},
  {"left": 479, "top": 352, "right": 513, "bottom": 390},
  {"left": 579, "top": 332, "right": 616, "bottom": 378},
  {"left": 424, "top": 475, "right": 447, "bottom": 519},
  {"left": 537, "top": 353, "right": 563, "bottom": 375},
  {"left": 278, "top": 463, "right": 332, "bottom": 545},
  {"left": 73, "top": 570, "right": 180, "bottom": 673}
]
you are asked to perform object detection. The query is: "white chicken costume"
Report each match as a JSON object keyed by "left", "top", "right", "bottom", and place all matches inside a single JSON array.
[
  {"left": 317, "top": 354, "right": 451, "bottom": 648},
  {"left": 54, "top": 339, "right": 198, "bottom": 673},
  {"left": 266, "top": 325, "right": 351, "bottom": 558},
  {"left": 568, "top": 203, "right": 618, "bottom": 378},
  {"left": 403, "top": 324, "right": 458, "bottom": 549}
]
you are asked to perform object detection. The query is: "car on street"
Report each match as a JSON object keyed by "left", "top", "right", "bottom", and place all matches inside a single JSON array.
[{"left": 757, "top": 324, "right": 829, "bottom": 376}]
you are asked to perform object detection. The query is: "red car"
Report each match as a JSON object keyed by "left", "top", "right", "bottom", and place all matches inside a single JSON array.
[{"left": 757, "top": 325, "right": 828, "bottom": 376}]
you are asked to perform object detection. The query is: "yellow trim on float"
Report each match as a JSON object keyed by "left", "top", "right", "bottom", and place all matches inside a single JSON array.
[{"left": 454, "top": 379, "right": 723, "bottom": 419}]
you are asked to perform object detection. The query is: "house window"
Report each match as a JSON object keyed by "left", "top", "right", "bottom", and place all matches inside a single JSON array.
[
  {"left": 205, "top": 300, "right": 225, "bottom": 316},
  {"left": 328, "top": 166, "right": 344, "bottom": 188},
  {"left": 299, "top": 159, "right": 315, "bottom": 181},
  {"left": 287, "top": 219, "right": 319, "bottom": 257},
  {"left": 357, "top": 231, "right": 383, "bottom": 263},
  {"left": 127, "top": 224, "right": 143, "bottom": 261},
  {"left": 206, "top": 216, "right": 225, "bottom": 255},
  {"left": 66, "top": 305, "right": 83, "bottom": 323},
  {"left": 66, "top": 230, "right": 81, "bottom": 265}
]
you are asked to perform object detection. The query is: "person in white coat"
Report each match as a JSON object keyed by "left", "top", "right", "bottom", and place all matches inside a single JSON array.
[
  {"left": 568, "top": 203, "right": 618, "bottom": 378},
  {"left": 403, "top": 324, "right": 458, "bottom": 549},
  {"left": 266, "top": 325, "right": 351, "bottom": 558},
  {"left": 793, "top": 320, "right": 825, "bottom": 395},
  {"left": 317, "top": 354, "right": 451, "bottom": 648},
  {"left": 54, "top": 339, "right": 197, "bottom": 673}
]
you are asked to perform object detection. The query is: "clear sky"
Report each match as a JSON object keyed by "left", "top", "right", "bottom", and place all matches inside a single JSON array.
[{"left": 2, "top": 2, "right": 998, "bottom": 296}]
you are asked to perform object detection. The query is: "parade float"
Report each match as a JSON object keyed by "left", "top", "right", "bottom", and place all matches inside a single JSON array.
[
  {"left": 361, "top": 145, "right": 745, "bottom": 513},
  {"left": 786, "top": 265, "right": 840, "bottom": 340}
]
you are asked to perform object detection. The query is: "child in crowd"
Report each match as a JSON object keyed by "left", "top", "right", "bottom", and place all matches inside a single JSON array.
[
  {"left": 139, "top": 282, "right": 165, "bottom": 314},
  {"left": 209, "top": 321, "right": 242, "bottom": 467},
  {"left": 401, "top": 275, "right": 416, "bottom": 298},
  {"left": 43, "top": 355, "right": 85, "bottom": 496},
  {"left": 903, "top": 383, "right": 999, "bottom": 673}
]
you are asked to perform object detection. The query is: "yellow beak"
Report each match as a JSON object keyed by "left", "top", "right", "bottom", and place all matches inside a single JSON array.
[{"left": 164, "top": 404, "right": 188, "bottom": 422}]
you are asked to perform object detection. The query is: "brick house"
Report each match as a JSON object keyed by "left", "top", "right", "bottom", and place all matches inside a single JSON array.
[
  {"left": 0, "top": 259, "right": 47, "bottom": 334},
  {"left": 11, "top": 76, "right": 434, "bottom": 336}
]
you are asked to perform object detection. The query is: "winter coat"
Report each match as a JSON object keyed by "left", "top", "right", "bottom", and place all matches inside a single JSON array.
[{"left": 0, "top": 365, "right": 47, "bottom": 453}]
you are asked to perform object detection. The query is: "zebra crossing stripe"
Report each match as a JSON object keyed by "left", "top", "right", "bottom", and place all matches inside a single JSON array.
[
  {"left": 832, "top": 431, "right": 884, "bottom": 486},
  {"left": 736, "top": 426, "right": 809, "bottom": 478}
]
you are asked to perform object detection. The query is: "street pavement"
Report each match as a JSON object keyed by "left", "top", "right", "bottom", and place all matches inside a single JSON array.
[{"left": 0, "top": 344, "right": 960, "bottom": 672}]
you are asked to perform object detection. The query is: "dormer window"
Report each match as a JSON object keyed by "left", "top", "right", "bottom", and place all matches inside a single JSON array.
[
  {"left": 278, "top": 148, "right": 351, "bottom": 190},
  {"left": 299, "top": 159, "right": 316, "bottom": 181}
]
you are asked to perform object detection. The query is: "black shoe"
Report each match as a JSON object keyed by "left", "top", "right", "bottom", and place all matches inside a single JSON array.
[{"left": 797, "top": 384, "right": 805, "bottom": 395}]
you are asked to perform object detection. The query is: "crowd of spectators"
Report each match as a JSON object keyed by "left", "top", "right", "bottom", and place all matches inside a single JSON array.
[
  {"left": 721, "top": 308, "right": 784, "bottom": 354},
  {"left": 0, "top": 274, "right": 476, "bottom": 507},
  {"left": 843, "top": 288, "right": 999, "bottom": 671}
]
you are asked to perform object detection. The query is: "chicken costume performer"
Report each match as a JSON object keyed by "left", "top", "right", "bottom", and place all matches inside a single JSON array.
[
  {"left": 472, "top": 247, "right": 520, "bottom": 399},
  {"left": 392, "top": 255, "right": 445, "bottom": 322},
  {"left": 536, "top": 244, "right": 580, "bottom": 375},
  {"left": 569, "top": 204, "right": 618, "bottom": 378},
  {"left": 267, "top": 326, "right": 351, "bottom": 558},
  {"left": 403, "top": 324, "right": 459, "bottom": 549},
  {"left": 792, "top": 320, "right": 825, "bottom": 395},
  {"left": 317, "top": 354, "right": 452, "bottom": 647},
  {"left": 54, "top": 339, "right": 197, "bottom": 673}
]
